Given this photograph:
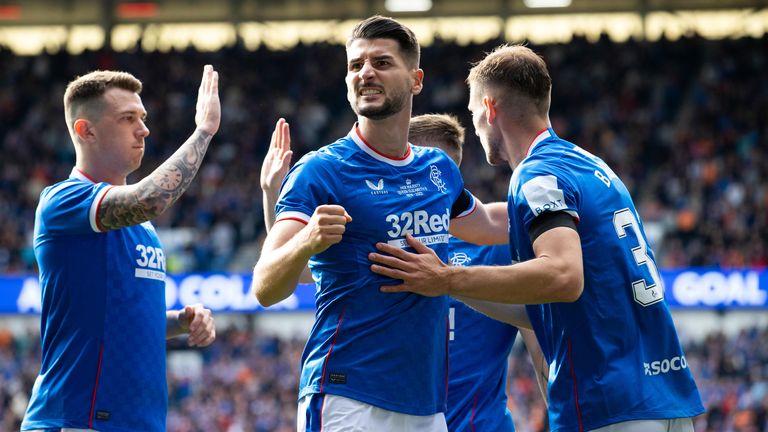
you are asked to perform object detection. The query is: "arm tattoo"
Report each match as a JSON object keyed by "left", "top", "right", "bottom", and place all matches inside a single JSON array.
[{"left": 98, "top": 130, "right": 213, "bottom": 231}]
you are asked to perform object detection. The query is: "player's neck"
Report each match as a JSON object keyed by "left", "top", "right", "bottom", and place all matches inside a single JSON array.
[
  {"left": 356, "top": 111, "right": 411, "bottom": 159},
  {"left": 503, "top": 117, "right": 550, "bottom": 169},
  {"left": 75, "top": 158, "right": 127, "bottom": 186}
]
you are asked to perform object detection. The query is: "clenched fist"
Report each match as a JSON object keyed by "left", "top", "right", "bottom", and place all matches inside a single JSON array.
[{"left": 299, "top": 204, "right": 352, "bottom": 255}]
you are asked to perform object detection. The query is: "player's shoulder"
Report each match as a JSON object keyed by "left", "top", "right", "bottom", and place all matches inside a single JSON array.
[
  {"left": 303, "top": 136, "right": 355, "bottom": 165},
  {"left": 526, "top": 133, "right": 571, "bottom": 160},
  {"left": 39, "top": 177, "right": 93, "bottom": 205},
  {"left": 292, "top": 138, "right": 352, "bottom": 175},
  {"left": 41, "top": 176, "right": 79, "bottom": 193},
  {"left": 411, "top": 143, "right": 443, "bottom": 156},
  {"left": 411, "top": 145, "right": 460, "bottom": 179},
  {"left": 529, "top": 133, "right": 606, "bottom": 169},
  {"left": 411, "top": 144, "right": 453, "bottom": 163},
  {"left": 518, "top": 135, "right": 578, "bottom": 177}
]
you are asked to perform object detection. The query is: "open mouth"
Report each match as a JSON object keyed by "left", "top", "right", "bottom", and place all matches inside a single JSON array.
[{"left": 359, "top": 87, "right": 384, "bottom": 96}]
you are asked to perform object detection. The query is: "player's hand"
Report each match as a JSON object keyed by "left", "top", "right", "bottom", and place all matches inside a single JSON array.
[
  {"left": 195, "top": 65, "right": 221, "bottom": 136},
  {"left": 299, "top": 205, "right": 352, "bottom": 255},
  {"left": 178, "top": 303, "right": 216, "bottom": 347},
  {"left": 260, "top": 118, "right": 293, "bottom": 193},
  {"left": 369, "top": 233, "right": 451, "bottom": 296}
]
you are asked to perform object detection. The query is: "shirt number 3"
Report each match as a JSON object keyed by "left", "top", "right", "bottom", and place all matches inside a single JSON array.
[{"left": 613, "top": 208, "right": 664, "bottom": 306}]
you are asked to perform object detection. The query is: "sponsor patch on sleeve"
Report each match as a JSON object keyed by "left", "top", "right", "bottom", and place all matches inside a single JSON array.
[{"left": 521, "top": 175, "right": 567, "bottom": 216}]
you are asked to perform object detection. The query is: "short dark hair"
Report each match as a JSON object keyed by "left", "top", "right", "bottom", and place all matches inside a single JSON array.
[
  {"left": 63, "top": 70, "right": 142, "bottom": 135},
  {"left": 467, "top": 44, "right": 552, "bottom": 114},
  {"left": 348, "top": 15, "right": 420, "bottom": 68},
  {"left": 409, "top": 114, "right": 465, "bottom": 166}
]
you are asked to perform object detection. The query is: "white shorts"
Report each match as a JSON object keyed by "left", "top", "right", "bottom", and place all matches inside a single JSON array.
[
  {"left": 590, "top": 418, "right": 695, "bottom": 432},
  {"left": 297, "top": 394, "right": 447, "bottom": 432}
]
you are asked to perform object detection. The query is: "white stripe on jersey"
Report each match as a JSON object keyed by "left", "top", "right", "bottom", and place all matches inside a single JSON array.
[
  {"left": 276, "top": 211, "right": 311, "bottom": 224},
  {"left": 89, "top": 186, "right": 112, "bottom": 233}
]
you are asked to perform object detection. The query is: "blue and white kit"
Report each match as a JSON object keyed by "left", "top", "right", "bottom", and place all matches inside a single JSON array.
[
  {"left": 276, "top": 126, "right": 475, "bottom": 416},
  {"left": 23, "top": 168, "right": 168, "bottom": 432},
  {"left": 508, "top": 128, "right": 704, "bottom": 432}
]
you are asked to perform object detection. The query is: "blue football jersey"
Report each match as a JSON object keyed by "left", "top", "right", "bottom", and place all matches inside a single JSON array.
[
  {"left": 508, "top": 129, "right": 704, "bottom": 432},
  {"left": 275, "top": 127, "right": 475, "bottom": 415},
  {"left": 446, "top": 237, "right": 517, "bottom": 432},
  {"left": 23, "top": 168, "right": 168, "bottom": 432}
]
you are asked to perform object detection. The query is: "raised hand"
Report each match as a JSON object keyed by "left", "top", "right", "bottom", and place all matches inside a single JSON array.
[
  {"left": 195, "top": 65, "right": 220, "bottom": 136},
  {"left": 97, "top": 65, "right": 220, "bottom": 231},
  {"left": 261, "top": 118, "right": 294, "bottom": 193}
]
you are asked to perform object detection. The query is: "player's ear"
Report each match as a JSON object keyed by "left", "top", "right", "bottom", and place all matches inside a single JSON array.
[
  {"left": 411, "top": 68, "right": 424, "bottom": 95},
  {"left": 73, "top": 119, "right": 95, "bottom": 142},
  {"left": 483, "top": 96, "right": 497, "bottom": 124}
]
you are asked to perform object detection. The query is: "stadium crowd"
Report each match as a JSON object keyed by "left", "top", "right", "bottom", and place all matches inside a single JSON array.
[
  {"left": 0, "top": 32, "right": 766, "bottom": 431},
  {"left": 1, "top": 323, "right": 766, "bottom": 431},
  {"left": 0, "top": 35, "right": 765, "bottom": 273}
]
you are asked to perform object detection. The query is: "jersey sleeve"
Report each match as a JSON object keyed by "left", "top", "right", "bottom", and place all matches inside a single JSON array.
[
  {"left": 37, "top": 181, "right": 113, "bottom": 234},
  {"left": 275, "top": 152, "right": 340, "bottom": 224},
  {"left": 514, "top": 159, "right": 580, "bottom": 234}
]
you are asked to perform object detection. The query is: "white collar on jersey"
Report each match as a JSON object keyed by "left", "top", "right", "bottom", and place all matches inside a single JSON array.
[
  {"left": 348, "top": 125, "right": 415, "bottom": 167},
  {"left": 526, "top": 128, "right": 553, "bottom": 158}
]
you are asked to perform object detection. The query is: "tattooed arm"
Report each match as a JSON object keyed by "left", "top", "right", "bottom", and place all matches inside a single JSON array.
[{"left": 98, "top": 65, "right": 221, "bottom": 231}]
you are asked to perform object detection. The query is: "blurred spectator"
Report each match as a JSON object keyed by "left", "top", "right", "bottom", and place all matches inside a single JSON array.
[
  {"left": 0, "top": 35, "right": 765, "bottom": 273},
  {"left": 1, "top": 322, "right": 767, "bottom": 431},
  {"left": 0, "top": 35, "right": 765, "bottom": 430}
]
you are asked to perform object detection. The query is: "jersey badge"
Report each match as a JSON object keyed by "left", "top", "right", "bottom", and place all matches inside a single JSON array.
[
  {"left": 449, "top": 252, "right": 472, "bottom": 266},
  {"left": 429, "top": 165, "right": 447, "bottom": 194}
]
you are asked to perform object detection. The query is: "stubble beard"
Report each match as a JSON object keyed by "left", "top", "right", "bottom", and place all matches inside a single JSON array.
[
  {"left": 482, "top": 135, "right": 505, "bottom": 166},
  {"left": 352, "top": 87, "right": 408, "bottom": 121}
]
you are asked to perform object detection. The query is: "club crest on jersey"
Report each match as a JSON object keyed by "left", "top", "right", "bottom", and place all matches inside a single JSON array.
[
  {"left": 449, "top": 252, "right": 472, "bottom": 266},
  {"left": 365, "top": 179, "right": 388, "bottom": 195},
  {"left": 429, "top": 165, "right": 447, "bottom": 193}
]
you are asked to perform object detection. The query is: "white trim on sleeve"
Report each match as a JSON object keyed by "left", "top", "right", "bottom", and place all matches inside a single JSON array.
[
  {"left": 454, "top": 193, "right": 477, "bottom": 219},
  {"left": 89, "top": 186, "right": 112, "bottom": 232},
  {"left": 275, "top": 211, "right": 311, "bottom": 225}
]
